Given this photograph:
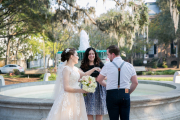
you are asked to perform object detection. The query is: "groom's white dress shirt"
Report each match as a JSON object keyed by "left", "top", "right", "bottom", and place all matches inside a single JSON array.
[{"left": 100, "top": 57, "right": 136, "bottom": 90}]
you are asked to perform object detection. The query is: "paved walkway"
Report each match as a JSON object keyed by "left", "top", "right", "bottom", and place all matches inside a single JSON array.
[
  {"left": 42, "top": 115, "right": 110, "bottom": 120},
  {"left": 137, "top": 75, "right": 174, "bottom": 78}
]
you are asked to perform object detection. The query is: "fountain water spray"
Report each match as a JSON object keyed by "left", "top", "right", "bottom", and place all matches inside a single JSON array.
[{"left": 79, "top": 30, "right": 90, "bottom": 50}]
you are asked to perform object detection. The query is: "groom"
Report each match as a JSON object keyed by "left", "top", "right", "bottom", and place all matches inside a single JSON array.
[{"left": 97, "top": 45, "right": 138, "bottom": 120}]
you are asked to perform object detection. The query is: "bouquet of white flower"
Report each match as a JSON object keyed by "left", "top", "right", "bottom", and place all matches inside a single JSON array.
[{"left": 80, "top": 76, "right": 97, "bottom": 95}]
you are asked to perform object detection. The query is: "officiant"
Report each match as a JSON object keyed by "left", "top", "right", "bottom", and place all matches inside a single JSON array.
[{"left": 80, "top": 47, "right": 108, "bottom": 120}]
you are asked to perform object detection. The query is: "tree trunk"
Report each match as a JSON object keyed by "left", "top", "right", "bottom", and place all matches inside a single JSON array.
[
  {"left": 53, "top": 42, "right": 55, "bottom": 67},
  {"left": 55, "top": 41, "right": 58, "bottom": 69},
  {"left": 43, "top": 39, "right": 45, "bottom": 68},
  {"left": 131, "top": 56, "right": 133, "bottom": 65},
  {"left": 54, "top": 53, "right": 57, "bottom": 69},
  {"left": 177, "top": 38, "right": 180, "bottom": 68},
  {"left": 5, "top": 36, "right": 11, "bottom": 65},
  {"left": 43, "top": 30, "right": 45, "bottom": 68},
  {"left": 16, "top": 40, "right": 20, "bottom": 64}
]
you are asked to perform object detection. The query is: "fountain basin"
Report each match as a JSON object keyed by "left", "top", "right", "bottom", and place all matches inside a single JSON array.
[{"left": 0, "top": 80, "right": 180, "bottom": 120}]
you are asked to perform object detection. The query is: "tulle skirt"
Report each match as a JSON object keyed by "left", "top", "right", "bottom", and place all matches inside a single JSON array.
[{"left": 46, "top": 91, "right": 88, "bottom": 120}]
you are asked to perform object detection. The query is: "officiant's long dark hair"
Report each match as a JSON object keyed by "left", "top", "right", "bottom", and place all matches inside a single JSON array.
[{"left": 80, "top": 47, "right": 102, "bottom": 70}]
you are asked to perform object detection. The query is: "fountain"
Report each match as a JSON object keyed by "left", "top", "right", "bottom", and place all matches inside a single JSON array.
[
  {"left": 79, "top": 30, "right": 90, "bottom": 50},
  {"left": 0, "top": 80, "right": 180, "bottom": 120}
]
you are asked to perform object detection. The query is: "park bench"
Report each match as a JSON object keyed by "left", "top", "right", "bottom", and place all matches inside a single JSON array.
[
  {"left": 173, "top": 71, "right": 180, "bottom": 83},
  {"left": 25, "top": 69, "right": 48, "bottom": 78},
  {"left": 25, "top": 69, "right": 51, "bottom": 81},
  {"left": 134, "top": 66, "right": 146, "bottom": 72}
]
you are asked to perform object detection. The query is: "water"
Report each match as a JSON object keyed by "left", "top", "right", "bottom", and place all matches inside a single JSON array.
[
  {"left": 0, "top": 83, "right": 174, "bottom": 99},
  {"left": 79, "top": 30, "right": 90, "bottom": 50}
]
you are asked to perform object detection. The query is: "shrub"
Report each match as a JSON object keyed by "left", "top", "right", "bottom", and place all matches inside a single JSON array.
[
  {"left": 153, "top": 65, "right": 157, "bottom": 68},
  {"left": 40, "top": 74, "right": 45, "bottom": 79},
  {"left": 146, "top": 68, "right": 153, "bottom": 72},
  {"left": 162, "top": 70, "right": 176, "bottom": 75},
  {"left": 48, "top": 67, "right": 56, "bottom": 73},
  {"left": 13, "top": 69, "right": 20, "bottom": 75},
  {"left": 162, "top": 65, "right": 168, "bottom": 68},
  {"left": 157, "top": 63, "right": 163, "bottom": 67},
  {"left": 133, "top": 59, "right": 143, "bottom": 66},
  {"left": 49, "top": 73, "right": 56, "bottom": 81},
  {"left": 162, "top": 61, "right": 168, "bottom": 68},
  {"left": 155, "top": 72, "right": 162, "bottom": 75},
  {"left": 20, "top": 72, "right": 25, "bottom": 75},
  {"left": 146, "top": 71, "right": 153, "bottom": 75},
  {"left": 141, "top": 70, "right": 176, "bottom": 75},
  {"left": 136, "top": 71, "right": 143, "bottom": 75}
]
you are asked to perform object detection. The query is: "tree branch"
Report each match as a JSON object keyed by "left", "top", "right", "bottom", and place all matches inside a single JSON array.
[
  {"left": 0, "top": 19, "right": 28, "bottom": 29},
  {"left": 0, "top": 30, "right": 37, "bottom": 38},
  {"left": 66, "top": 2, "right": 97, "bottom": 25},
  {"left": 113, "top": 0, "right": 121, "bottom": 6}
]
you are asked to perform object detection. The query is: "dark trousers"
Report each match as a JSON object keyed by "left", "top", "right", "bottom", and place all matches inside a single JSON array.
[{"left": 106, "top": 89, "right": 130, "bottom": 120}]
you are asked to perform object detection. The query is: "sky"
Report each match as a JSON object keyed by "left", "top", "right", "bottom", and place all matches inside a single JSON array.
[
  {"left": 76, "top": 0, "right": 156, "bottom": 16},
  {"left": 51, "top": 0, "right": 157, "bottom": 16},
  {"left": 76, "top": 0, "right": 116, "bottom": 16}
]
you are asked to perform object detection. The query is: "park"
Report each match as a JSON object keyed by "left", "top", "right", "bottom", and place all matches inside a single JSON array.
[{"left": 0, "top": 0, "right": 180, "bottom": 120}]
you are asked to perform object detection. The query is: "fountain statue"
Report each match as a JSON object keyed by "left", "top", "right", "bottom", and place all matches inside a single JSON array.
[{"left": 79, "top": 30, "right": 90, "bottom": 51}]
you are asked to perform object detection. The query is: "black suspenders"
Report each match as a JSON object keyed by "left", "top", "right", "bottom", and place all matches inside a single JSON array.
[{"left": 112, "top": 61, "right": 125, "bottom": 89}]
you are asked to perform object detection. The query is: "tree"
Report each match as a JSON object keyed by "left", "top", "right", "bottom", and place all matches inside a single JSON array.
[
  {"left": 0, "top": 0, "right": 149, "bottom": 66},
  {"left": 149, "top": 7, "right": 175, "bottom": 46},
  {"left": 0, "top": 0, "right": 51, "bottom": 64},
  {"left": 95, "top": 7, "right": 149, "bottom": 64},
  {"left": 49, "top": 0, "right": 149, "bottom": 48},
  {"left": 44, "top": 22, "right": 73, "bottom": 67},
  {"left": 0, "top": 46, "right": 5, "bottom": 58},
  {"left": 151, "top": 0, "right": 180, "bottom": 68}
]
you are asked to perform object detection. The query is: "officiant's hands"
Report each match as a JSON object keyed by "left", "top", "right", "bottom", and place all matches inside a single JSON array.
[{"left": 93, "top": 67, "right": 101, "bottom": 72}]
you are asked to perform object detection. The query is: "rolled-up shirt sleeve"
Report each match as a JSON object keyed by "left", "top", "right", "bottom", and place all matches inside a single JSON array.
[
  {"left": 100, "top": 64, "right": 107, "bottom": 76},
  {"left": 130, "top": 64, "right": 137, "bottom": 76}
]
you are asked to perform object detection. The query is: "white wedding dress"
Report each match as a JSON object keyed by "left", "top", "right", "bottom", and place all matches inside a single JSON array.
[{"left": 46, "top": 64, "right": 88, "bottom": 120}]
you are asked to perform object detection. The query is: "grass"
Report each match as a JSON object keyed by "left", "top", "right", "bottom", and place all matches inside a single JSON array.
[
  {"left": 1, "top": 73, "right": 42, "bottom": 78},
  {"left": 2, "top": 74, "right": 22, "bottom": 78},
  {"left": 137, "top": 77, "right": 173, "bottom": 81},
  {"left": 136, "top": 70, "right": 178, "bottom": 75},
  {"left": 39, "top": 73, "right": 56, "bottom": 81}
]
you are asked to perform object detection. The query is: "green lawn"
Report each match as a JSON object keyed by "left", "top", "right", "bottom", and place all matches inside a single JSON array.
[
  {"left": 137, "top": 77, "right": 173, "bottom": 81},
  {"left": 2, "top": 74, "right": 22, "bottom": 78}
]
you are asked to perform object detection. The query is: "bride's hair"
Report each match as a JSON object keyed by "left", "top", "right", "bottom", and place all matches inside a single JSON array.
[{"left": 61, "top": 48, "right": 76, "bottom": 62}]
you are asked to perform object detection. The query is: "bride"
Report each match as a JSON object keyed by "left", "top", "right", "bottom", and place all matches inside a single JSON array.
[{"left": 46, "top": 48, "right": 100, "bottom": 120}]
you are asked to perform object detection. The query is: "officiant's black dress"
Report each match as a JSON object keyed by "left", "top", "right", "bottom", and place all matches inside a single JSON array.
[{"left": 80, "top": 62, "right": 108, "bottom": 115}]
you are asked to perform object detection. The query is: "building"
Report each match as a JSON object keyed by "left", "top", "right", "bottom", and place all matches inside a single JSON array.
[{"left": 134, "top": 0, "right": 178, "bottom": 67}]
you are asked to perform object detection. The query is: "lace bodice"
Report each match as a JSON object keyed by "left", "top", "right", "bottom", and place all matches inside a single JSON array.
[{"left": 64, "top": 66, "right": 80, "bottom": 88}]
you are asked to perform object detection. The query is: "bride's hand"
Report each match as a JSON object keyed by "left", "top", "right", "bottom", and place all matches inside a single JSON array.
[
  {"left": 93, "top": 67, "right": 101, "bottom": 72},
  {"left": 81, "top": 89, "right": 88, "bottom": 93}
]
